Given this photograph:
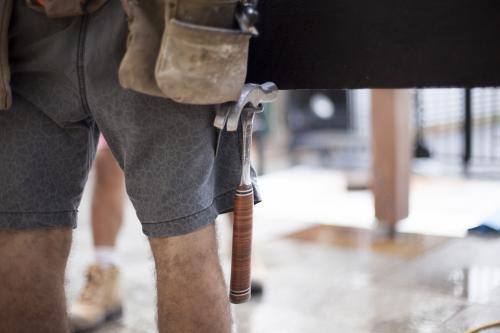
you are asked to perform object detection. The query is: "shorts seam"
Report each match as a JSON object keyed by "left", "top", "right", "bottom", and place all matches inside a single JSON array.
[
  {"left": 0, "top": 210, "right": 77, "bottom": 215},
  {"left": 141, "top": 205, "right": 213, "bottom": 225},
  {"left": 140, "top": 189, "right": 235, "bottom": 225},
  {"left": 0, "top": 210, "right": 77, "bottom": 231}
]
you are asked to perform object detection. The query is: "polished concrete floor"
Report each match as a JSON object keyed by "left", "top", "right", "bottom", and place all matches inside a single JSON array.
[{"left": 66, "top": 167, "right": 500, "bottom": 332}]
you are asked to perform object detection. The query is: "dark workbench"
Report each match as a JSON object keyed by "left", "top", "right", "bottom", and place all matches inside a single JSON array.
[{"left": 247, "top": 0, "right": 500, "bottom": 89}]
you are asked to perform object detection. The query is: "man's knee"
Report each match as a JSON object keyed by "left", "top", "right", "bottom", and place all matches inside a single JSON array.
[
  {"left": 0, "top": 228, "right": 72, "bottom": 271},
  {"left": 149, "top": 223, "right": 219, "bottom": 270}
]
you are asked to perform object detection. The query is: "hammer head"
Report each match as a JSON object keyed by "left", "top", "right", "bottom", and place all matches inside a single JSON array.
[{"left": 213, "top": 82, "right": 279, "bottom": 131}]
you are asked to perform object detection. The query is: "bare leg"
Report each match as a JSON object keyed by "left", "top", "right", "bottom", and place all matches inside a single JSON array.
[
  {"left": 91, "top": 147, "right": 124, "bottom": 247},
  {"left": 0, "top": 228, "right": 72, "bottom": 333},
  {"left": 150, "top": 224, "right": 231, "bottom": 333}
]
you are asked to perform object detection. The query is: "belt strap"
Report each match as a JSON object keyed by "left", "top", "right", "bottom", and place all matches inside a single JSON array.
[{"left": 26, "top": 0, "right": 108, "bottom": 18}]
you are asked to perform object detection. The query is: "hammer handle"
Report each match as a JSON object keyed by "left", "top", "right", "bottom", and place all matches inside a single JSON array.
[{"left": 230, "top": 184, "right": 254, "bottom": 304}]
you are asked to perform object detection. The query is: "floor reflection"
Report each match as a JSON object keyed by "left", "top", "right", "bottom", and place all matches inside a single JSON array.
[
  {"left": 286, "top": 224, "right": 452, "bottom": 258},
  {"left": 451, "top": 266, "right": 500, "bottom": 304}
]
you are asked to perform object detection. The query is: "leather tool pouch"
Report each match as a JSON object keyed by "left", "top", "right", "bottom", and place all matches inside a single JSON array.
[
  {"left": 119, "top": 0, "right": 166, "bottom": 97},
  {"left": 25, "top": 0, "right": 108, "bottom": 18},
  {"left": 156, "top": 0, "right": 250, "bottom": 104},
  {"left": 119, "top": 0, "right": 251, "bottom": 105},
  {"left": 0, "top": 0, "right": 13, "bottom": 110},
  {"left": 155, "top": 19, "right": 250, "bottom": 104}
]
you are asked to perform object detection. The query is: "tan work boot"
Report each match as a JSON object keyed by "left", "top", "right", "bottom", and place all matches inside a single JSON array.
[{"left": 69, "top": 264, "right": 123, "bottom": 333}]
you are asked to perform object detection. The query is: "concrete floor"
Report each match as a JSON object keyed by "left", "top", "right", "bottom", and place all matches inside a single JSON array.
[{"left": 66, "top": 167, "right": 500, "bottom": 333}]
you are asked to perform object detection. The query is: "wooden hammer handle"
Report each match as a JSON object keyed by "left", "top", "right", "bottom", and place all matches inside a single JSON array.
[{"left": 230, "top": 184, "right": 254, "bottom": 304}]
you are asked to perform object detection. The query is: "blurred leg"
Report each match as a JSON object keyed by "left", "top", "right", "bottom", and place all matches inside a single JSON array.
[
  {"left": 0, "top": 229, "right": 72, "bottom": 333},
  {"left": 149, "top": 224, "right": 231, "bottom": 333},
  {"left": 91, "top": 147, "right": 125, "bottom": 248},
  {"left": 69, "top": 145, "right": 124, "bottom": 332}
]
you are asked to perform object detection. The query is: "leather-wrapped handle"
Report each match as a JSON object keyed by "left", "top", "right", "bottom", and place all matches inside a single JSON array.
[{"left": 229, "top": 184, "right": 253, "bottom": 304}]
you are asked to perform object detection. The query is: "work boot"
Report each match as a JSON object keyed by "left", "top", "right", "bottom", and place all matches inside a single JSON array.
[{"left": 69, "top": 264, "right": 123, "bottom": 333}]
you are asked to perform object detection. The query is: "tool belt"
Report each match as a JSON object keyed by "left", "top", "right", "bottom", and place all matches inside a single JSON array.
[
  {"left": 0, "top": 0, "right": 252, "bottom": 110},
  {"left": 119, "top": 0, "right": 252, "bottom": 105}
]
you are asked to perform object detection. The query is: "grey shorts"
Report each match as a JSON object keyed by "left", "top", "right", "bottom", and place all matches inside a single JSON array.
[{"left": 0, "top": 0, "right": 258, "bottom": 237}]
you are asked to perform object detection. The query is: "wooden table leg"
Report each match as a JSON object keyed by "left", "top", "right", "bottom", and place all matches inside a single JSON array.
[{"left": 371, "top": 89, "right": 413, "bottom": 232}]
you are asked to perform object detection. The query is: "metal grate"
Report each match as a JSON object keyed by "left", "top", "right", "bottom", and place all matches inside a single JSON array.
[
  {"left": 277, "top": 89, "right": 500, "bottom": 176},
  {"left": 284, "top": 90, "right": 370, "bottom": 169},
  {"left": 417, "top": 88, "right": 500, "bottom": 170}
]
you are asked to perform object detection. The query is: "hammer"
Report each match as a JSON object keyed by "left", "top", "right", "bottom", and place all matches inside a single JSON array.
[{"left": 214, "top": 82, "right": 278, "bottom": 303}]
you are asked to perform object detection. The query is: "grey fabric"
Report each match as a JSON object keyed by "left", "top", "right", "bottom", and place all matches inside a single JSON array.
[{"left": 0, "top": 0, "right": 259, "bottom": 237}]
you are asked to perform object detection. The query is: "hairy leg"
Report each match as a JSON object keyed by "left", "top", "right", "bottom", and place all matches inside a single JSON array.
[
  {"left": 0, "top": 228, "right": 72, "bottom": 333},
  {"left": 91, "top": 148, "right": 124, "bottom": 247},
  {"left": 149, "top": 224, "right": 231, "bottom": 333}
]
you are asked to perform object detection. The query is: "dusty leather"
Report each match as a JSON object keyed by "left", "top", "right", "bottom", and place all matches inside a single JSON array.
[
  {"left": 155, "top": 19, "right": 250, "bottom": 104},
  {"left": 118, "top": 0, "right": 166, "bottom": 97},
  {"left": 0, "top": 0, "right": 13, "bottom": 110},
  {"left": 25, "top": 0, "right": 109, "bottom": 18},
  {"left": 119, "top": 0, "right": 250, "bottom": 105},
  {"left": 157, "top": 0, "right": 249, "bottom": 104}
]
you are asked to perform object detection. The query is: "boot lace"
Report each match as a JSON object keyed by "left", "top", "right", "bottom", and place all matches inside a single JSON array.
[{"left": 79, "top": 266, "right": 105, "bottom": 303}]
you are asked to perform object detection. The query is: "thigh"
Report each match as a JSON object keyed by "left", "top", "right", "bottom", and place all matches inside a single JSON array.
[
  {"left": 9, "top": 0, "right": 84, "bottom": 123},
  {"left": 0, "top": 93, "right": 98, "bottom": 230},
  {"left": 92, "top": 90, "right": 248, "bottom": 238},
  {"left": 85, "top": 0, "right": 258, "bottom": 238},
  {"left": 91, "top": 87, "right": 229, "bottom": 237}
]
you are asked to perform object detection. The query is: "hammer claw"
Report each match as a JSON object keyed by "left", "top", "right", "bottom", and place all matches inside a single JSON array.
[{"left": 213, "top": 82, "right": 279, "bottom": 132}]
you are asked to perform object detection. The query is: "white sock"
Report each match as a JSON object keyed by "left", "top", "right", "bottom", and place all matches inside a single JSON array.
[{"left": 95, "top": 246, "right": 117, "bottom": 267}]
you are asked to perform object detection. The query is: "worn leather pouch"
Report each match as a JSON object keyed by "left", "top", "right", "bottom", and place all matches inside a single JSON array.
[
  {"left": 0, "top": 0, "right": 13, "bottom": 110},
  {"left": 25, "top": 0, "right": 108, "bottom": 18},
  {"left": 155, "top": 19, "right": 250, "bottom": 104},
  {"left": 118, "top": 0, "right": 166, "bottom": 97},
  {"left": 119, "top": 0, "right": 250, "bottom": 104}
]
